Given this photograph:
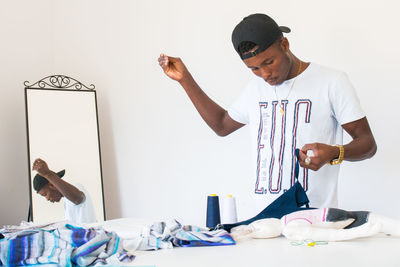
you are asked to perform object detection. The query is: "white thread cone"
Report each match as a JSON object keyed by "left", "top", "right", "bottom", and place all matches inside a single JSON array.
[{"left": 221, "top": 195, "right": 238, "bottom": 224}]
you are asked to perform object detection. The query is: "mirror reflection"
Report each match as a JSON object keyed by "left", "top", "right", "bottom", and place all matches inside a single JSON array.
[
  {"left": 25, "top": 76, "right": 105, "bottom": 224},
  {"left": 32, "top": 158, "right": 97, "bottom": 224}
]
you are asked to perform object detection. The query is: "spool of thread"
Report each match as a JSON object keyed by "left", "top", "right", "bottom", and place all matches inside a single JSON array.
[
  {"left": 221, "top": 194, "right": 238, "bottom": 224},
  {"left": 206, "top": 194, "right": 221, "bottom": 228}
]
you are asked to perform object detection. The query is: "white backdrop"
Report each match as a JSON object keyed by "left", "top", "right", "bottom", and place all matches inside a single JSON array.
[{"left": 0, "top": 0, "right": 399, "bottom": 226}]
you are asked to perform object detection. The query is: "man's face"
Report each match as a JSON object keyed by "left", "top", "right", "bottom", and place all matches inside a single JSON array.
[
  {"left": 38, "top": 184, "right": 63, "bottom": 203},
  {"left": 243, "top": 38, "right": 291, "bottom": 86}
]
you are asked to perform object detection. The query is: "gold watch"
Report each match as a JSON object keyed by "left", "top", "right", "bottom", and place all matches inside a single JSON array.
[{"left": 328, "top": 145, "right": 344, "bottom": 165}]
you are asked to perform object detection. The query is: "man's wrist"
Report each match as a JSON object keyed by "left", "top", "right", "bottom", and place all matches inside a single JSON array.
[
  {"left": 179, "top": 74, "right": 193, "bottom": 87},
  {"left": 41, "top": 170, "right": 56, "bottom": 179},
  {"left": 328, "top": 145, "right": 344, "bottom": 165}
]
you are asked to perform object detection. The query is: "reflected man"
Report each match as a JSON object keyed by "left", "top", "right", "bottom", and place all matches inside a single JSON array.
[{"left": 32, "top": 158, "right": 96, "bottom": 224}]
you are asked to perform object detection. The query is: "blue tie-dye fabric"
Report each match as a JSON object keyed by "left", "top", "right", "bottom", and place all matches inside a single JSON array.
[
  {"left": 134, "top": 220, "right": 235, "bottom": 250},
  {"left": 0, "top": 223, "right": 134, "bottom": 266}
]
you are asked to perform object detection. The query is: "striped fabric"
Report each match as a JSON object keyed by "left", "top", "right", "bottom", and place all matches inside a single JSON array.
[
  {"left": 0, "top": 223, "right": 135, "bottom": 266},
  {"left": 0, "top": 220, "right": 235, "bottom": 265},
  {"left": 130, "top": 220, "right": 235, "bottom": 251},
  {"left": 173, "top": 228, "right": 236, "bottom": 247}
]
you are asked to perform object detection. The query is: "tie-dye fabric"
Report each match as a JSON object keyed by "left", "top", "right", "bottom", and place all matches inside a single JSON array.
[
  {"left": 127, "top": 219, "right": 235, "bottom": 251},
  {"left": 0, "top": 219, "right": 234, "bottom": 266},
  {"left": 0, "top": 223, "right": 135, "bottom": 266}
]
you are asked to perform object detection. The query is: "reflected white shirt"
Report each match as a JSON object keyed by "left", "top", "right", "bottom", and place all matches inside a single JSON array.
[{"left": 64, "top": 183, "right": 97, "bottom": 224}]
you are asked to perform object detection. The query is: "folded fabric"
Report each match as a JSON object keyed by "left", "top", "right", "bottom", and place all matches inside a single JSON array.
[
  {"left": 123, "top": 219, "right": 235, "bottom": 251},
  {"left": 1, "top": 220, "right": 66, "bottom": 234},
  {"left": 219, "top": 149, "right": 313, "bottom": 232},
  {"left": 173, "top": 228, "right": 235, "bottom": 247},
  {"left": 220, "top": 181, "right": 312, "bottom": 232},
  {"left": 0, "top": 223, "right": 135, "bottom": 266}
]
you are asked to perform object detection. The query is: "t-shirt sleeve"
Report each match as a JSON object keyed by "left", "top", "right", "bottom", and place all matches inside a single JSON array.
[
  {"left": 66, "top": 182, "right": 86, "bottom": 206},
  {"left": 329, "top": 72, "right": 365, "bottom": 125},
  {"left": 228, "top": 80, "right": 254, "bottom": 125}
]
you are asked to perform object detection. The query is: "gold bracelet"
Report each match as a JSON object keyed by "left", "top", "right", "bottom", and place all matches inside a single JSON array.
[{"left": 328, "top": 145, "right": 344, "bottom": 165}]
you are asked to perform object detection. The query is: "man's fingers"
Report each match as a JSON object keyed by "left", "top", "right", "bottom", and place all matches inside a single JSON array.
[
  {"left": 299, "top": 161, "right": 317, "bottom": 171},
  {"left": 301, "top": 143, "right": 316, "bottom": 153},
  {"left": 32, "top": 158, "right": 47, "bottom": 171},
  {"left": 158, "top": 54, "right": 169, "bottom": 68},
  {"left": 298, "top": 149, "right": 307, "bottom": 161},
  {"left": 299, "top": 161, "right": 308, "bottom": 169},
  {"left": 298, "top": 150, "right": 315, "bottom": 169},
  {"left": 158, "top": 54, "right": 181, "bottom": 67}
]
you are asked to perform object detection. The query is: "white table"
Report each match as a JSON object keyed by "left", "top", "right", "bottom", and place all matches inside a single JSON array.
[
  {"left": 96, "top": 218, "right": 400, "bottom": 267},
  {"left": 131, "top": 234, "right": 400, "bottom": 267}
]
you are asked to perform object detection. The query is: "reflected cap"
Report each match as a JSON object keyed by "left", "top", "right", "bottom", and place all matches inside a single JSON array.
[
  {"left": 232, "top": 13, "right": 290, "bottom": 59},
  {"left": 33, "top": 170, "right": 65, "bottom": 193}
]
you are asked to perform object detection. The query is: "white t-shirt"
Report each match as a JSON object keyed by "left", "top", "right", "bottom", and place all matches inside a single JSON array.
[
  {"left": 64, "top": 183, "right": 97, "bottom": 224},
  {"left": 228, "top": 63, "right": 365, "bottom": 213}
]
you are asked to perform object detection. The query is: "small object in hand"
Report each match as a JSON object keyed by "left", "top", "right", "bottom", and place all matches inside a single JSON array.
[{"left": 305, "top": 157, "right": 311, "bottom": 165}]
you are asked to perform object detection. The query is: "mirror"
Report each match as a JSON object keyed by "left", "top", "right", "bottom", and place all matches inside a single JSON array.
[{"left": 24, "top": 75, "right": 105, "bottom": 224}]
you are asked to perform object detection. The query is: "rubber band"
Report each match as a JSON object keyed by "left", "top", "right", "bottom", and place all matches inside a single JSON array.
[{"left": 290, "top": 239, "right": 328, "bottom": 247}]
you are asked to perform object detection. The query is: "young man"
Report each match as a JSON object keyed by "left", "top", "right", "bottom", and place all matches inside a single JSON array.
[
  {"left": 32, "top": 158, "right": 96, "bottom": 224},
  {"left": 158, "top": 14, "right": 376, "bottom": 212}
]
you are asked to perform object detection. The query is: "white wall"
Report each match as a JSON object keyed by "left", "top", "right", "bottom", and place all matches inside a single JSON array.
[
  {"left": 0, "top": 0, "right": 55, "bottom": 225},
  {"left": 1, "top": 0, "right": 399, "bottom": 226}
]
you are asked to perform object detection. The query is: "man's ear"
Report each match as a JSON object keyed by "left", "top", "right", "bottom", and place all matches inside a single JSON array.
[{"left": 280, "top": 37, "right": 290, "bottom": 52}]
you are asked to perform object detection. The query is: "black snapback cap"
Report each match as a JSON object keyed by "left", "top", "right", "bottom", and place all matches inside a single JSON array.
[
  {"left": 33, "top": 169, "right": 65, "bottom": 192},
  {"left": 232, "top": 14, "right": 290, "bottom": 59}
]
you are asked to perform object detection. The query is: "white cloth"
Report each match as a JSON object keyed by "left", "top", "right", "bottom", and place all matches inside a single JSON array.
[
  {"left": 228, "top": 63, "right": 365, "bottom": 213},
  {"left": 64, "top": 183, "right": 97, "bottom": 224}
]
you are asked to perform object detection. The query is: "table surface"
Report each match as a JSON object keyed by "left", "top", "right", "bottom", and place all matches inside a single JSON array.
[
  {"left": 96, "top": 218, "right": 400, "bottom": 267},
  {"left": 131, "top": 234, "right": 400, "bottom": 267}
]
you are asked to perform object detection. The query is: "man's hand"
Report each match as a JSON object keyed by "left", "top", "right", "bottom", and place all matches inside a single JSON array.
[
  {"left": 32, "top": 158, "right": 52, "bottom": 177},
  {"left": 157, "top": 53, "right": 244, "bottom": 137},
  {"left": 298, "top": 143, "right": 339, "bottom": 171},
  {"left": 158, "top": 54, "right": 190, "bottom": 82},
  {"left": 299, "top": 118, "right": 377, "bottom": 171}
]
